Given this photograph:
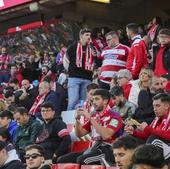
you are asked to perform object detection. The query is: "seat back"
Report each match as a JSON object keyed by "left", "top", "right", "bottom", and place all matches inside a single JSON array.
[
  {"left": 81, "top": 165, "right": 105, "bottom": 169},
  {"left": 52, "top": 163, "right": 80, "bottom": 169}
]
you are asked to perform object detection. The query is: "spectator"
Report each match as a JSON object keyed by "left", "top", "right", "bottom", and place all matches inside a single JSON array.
[
  {"left": 128, "top": 68, "right": 153, "bottom": 106},
  {"left": 117, "top": 69, "right": 133, "bottom": 100},
  {"left": 131, "top": 89, "right": 155, "bottom": 124},
  {"left": 0, "top": 110, "right": 18, "bottom": 143},
  {"left": 0, "top": 99, "right": 7, "bottom": 112},
  {"left": 9, "top": 64, "right": 23, "bottom": 87},
  {"left": 152, "top": 29, "right": 170, "bottom": 77},
  {"left": 126, "top": 23, "right": 148, "bottom": 79},
  {"left": 111, "top": 86, "right": 136, "bottom": 122},
  {"left": 14, "top": 107, "right": 42, "bottom": 159},
  {"left": 150, "top": 76, "right": 164, "bottom": 95},
  {"left": 132, "top": 144, "right": 168, "bottom": 169},
  {"left": 25, "top": 144, "right": 51, "bottom": 169},
  {"left": 98, "top": 31, "right": 130, "bottom": 90},
  {"left": 57, "top": 89, "right": 123, "bottom": 165},
  {"left": 113, "top": 135, "right": 140, "bottom": 169},
  {"left": 0, "top": 141, "right": 24, "bottom": 169},
  {"left": 147, "top": 16, "right": 162, "bottom": 48},
  {"left": 20, "top": 79, "right": 38, "bottom": 110},
  {"left": 36, "top": 102, "right": 71, "bottom": 161},
  {"left": 0, "top": 46, "right": 11, "bottom": 84},
  {"left": 125, "top": 93, "right": 170, "bottom": 162},
  {"left": 0, "top": 128, "right": 20, "bottom": 161},
  {"left": 64, "top": 28, "right": 97, "bottom": 110},
  {"left": 29, "top": 81, "right": 60, "bottom": 117}
]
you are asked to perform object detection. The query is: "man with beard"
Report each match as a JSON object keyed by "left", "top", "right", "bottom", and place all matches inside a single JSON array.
[
  {"left": 57, "top": 89, "right": 123, "bottom": 165},
  {"left": 113, "top": 135, "right": 139, "bottom": 169},
  {"left": 111, "top": 86, "right": 136, "bottom": 122}
]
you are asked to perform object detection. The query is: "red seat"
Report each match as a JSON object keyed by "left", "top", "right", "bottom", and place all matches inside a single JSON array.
[
  {"left": 71, "top": 141, "right": 92, "bottom": 152},
  {"left": 52, "top": 163, "right": 80, "bottom": 169},
  {"left": 81, "top": 165, "right": 105, "bottom": 169}
]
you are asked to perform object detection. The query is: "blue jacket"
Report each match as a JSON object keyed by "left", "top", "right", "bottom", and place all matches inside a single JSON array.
[{"left": 8, "top": 120, "right": 18, "bottom": 143}]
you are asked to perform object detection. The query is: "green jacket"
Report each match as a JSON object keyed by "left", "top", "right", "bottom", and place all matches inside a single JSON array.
[{"left": 16, "top": 117, "right": 42, "bottom": 150}]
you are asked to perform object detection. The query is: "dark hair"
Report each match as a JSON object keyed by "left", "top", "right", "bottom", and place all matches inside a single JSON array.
[
  {"left": 25, "top": 144, "right": 45, "bottom": 156},
  {"left": 42, "top": 76, "right": 52, "bottom": 83},
  {"left": 4, "top": 90, "right": 14, "bottom": 98},
  {"left": 87, "top": 83, "right": 99, "bottom": 92},
  {"left": 153, "top": 16, "right": 162, "bottom": 25},
  {"left": 159, "top": 28, "right": 170, "bottom": 36},
  {"left": 126, "top": 23, "right": 139, "bottom": 34},
  {"left": 41, "top": 102, "right": 55, "bottom": 111},
  {"left": 153, "top": 93, "right": 170, "bottom": 103},
  {"left": 93, "top": 89, "right": 110, "bottom": 101},
  {"left": 110, "top": 86, "right": 124, "bottom": 98},
  {"left": 15, "top": 107, "right": 28, "bottom": 115},
  {"left": 105, "top": 31, "right": 119, "bottom": 38},
  {"left": 0, "top": 110, "right": 13, "bottom": 120},
  {"left": 113, "top": 135, "right": 139, "bottom": 150},
  {"left": 79, "top": 28, "right": 91, "bottom": 36},
  {"left": 9, "top": 78, "right": 19, "bottom": 85},
  {"left": 0, "top": 128, "right": 11, "bottom": 142},
  {"left": 132, "top": 144, "right": 165, "bottom": 168}
]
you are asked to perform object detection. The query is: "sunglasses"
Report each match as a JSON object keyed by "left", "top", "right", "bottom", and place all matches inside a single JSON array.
[{"left": 24, "top": 153, "right": 42, "bottom": 160}]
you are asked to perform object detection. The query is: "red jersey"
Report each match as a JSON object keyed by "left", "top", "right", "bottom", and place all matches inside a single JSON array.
[
  {"left": 133, "top": 111, "right": 170, "bottom": 141},
  {"left": 126, "top": 35, "right": 148, "bottom": 79},
  {"left": 99, "top": 44, "right": 130, "bottom": 84},
  {"left": 82, "top": 108, "right": 123, "bottom": 144},
  {"left": 122, "top": 83, "right": 132, "bottom": 100},
  {"left": 154, "top": 46, "right": 168, "bottom": 76}
]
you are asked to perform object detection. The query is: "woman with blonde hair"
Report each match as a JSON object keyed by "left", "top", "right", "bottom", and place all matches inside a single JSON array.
[{"left": 128, "top": 67, "right": 153, "bottom": 106}]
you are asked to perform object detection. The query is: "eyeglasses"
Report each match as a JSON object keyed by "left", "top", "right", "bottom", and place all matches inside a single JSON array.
[
  {"left": 24, "top": 153, "right": 42, "bottom": 160},
  {"left": 41, "top": 109, "right": 52, "bottom": 113}
]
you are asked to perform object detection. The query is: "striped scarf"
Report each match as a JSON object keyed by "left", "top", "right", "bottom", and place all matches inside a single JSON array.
[{"left": 76, "top": 42, "right": 94, "bottom": 71}]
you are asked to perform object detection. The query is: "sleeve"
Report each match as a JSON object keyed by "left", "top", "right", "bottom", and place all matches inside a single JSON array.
[
  {"left": 107, "top": 116, "right": 123, "bottom": 134},
  {"left": 82, "top": 120, "right": 91, "bottom": 132},
  {"left": 144, "top": 126, "right": 170, "bottom": 141},
  {"left": 131, "top": 44, "right": 145, "bottom": 79},
  {"left": 29, "top": 121, "right": 42, "bottom": 144},
  {"left": 54, "top": 120, "right": 71, "bottom": 157}
]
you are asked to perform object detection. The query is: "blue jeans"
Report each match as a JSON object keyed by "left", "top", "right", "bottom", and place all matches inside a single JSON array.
[{"left": 67, "top": 77, "right": 91, "bottom": 110}]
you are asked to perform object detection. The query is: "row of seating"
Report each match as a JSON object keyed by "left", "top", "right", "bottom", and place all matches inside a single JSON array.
[{"left": 52, "top": 164, "right": 118, "bottom": 169}]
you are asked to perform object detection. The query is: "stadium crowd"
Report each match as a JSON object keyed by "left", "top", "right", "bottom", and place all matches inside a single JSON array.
[{"left": 0, "top": 16, "right": 169, "bottom": 169}]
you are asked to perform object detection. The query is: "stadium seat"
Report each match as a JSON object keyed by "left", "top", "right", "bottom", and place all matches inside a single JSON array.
[
  {"left": 81, "top": 165, "right": 105, "bottom": 169},
  {"left": 52, "top": 163, "right": 80, "bottom": 169},
  {"left": 71, "top": 140, "right": 92, "bottom": 152}
]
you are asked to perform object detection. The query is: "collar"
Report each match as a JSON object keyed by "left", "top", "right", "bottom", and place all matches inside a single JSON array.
[{"left": 132, "top": 35, "right": 141, "bottom": 41}]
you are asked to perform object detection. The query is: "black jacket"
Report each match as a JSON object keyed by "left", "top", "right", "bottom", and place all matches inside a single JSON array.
[
  {"left": 0, "top": 160, "right": 25, "bottom": 169},
  {"left": 67, "top": 42, "right": 93, "bottom": 80},
  {"left": 36, "top": 117, "right": 71, "bottom": 160}
]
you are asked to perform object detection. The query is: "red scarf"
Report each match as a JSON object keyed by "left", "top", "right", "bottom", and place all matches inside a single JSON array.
[
  {"left": 29, "top": 94, "right": 46, "bottom": 115},
  {"left": 151, "top": 111, "right": 170, "bottom": 131},
  {"left": 76, "top": 42, "right": 94, "bottom": 71},
  {"left": 148, "top": 24, "right": 159, "bottom": 42}
]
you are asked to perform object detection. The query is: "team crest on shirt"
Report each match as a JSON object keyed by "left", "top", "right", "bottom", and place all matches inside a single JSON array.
[
  {"left": 102, "top": 116, "right": 111, "bottom": 122},
  {"left": 109, "top": 119, "right": 119, "bottom": 127}
]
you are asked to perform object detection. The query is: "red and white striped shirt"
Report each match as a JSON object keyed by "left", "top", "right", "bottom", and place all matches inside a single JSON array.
[{"left": 99, "top": 44, "right": 130, "bottom": 84}]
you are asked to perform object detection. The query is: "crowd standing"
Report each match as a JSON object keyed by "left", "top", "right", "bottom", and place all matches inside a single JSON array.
[{"left": 0, "top": 16, "right": 169, "bottom": 169}]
